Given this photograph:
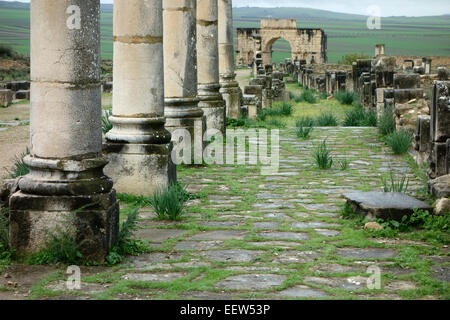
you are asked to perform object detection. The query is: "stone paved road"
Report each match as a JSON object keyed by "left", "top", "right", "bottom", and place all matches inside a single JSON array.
[{"left": 1, "top": 126, "right": 448, "bottom": 300}]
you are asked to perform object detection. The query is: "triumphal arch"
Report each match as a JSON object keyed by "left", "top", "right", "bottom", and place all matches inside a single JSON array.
[{"left": 236, "top": 19, "right": 327, "bottom": 65}]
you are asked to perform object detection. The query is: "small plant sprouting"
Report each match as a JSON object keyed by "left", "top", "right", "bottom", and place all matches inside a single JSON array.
[
  {"left": 312, "top": 139, "right": 333, "bottom": 169},
  {"left": 102, "top": 110, "right": 113, "bottom": 134},
  {"left": 338, "top": 159, "right": 349, "bottom": 170},
  {"left": 296, "top": 126, "right": 313, "bottom": 139},
  {"left": 149, "top": 183, "right": 187, "bottom": 221},
  {"left": 7, "top": 148, "right": 30, "bottom": 178},
  {"left": 381, "top": 171, "right": 409, "bottom": 193},
  {"left": 385, "top": 129, "right": 413, "bottom": 155}
]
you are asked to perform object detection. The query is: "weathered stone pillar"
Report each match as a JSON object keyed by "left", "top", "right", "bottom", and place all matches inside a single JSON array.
[
  {"left": 104, "top": 0, "right": 175, "bottom": 196},
  {"left": 218, "top": 0, "right": 241, "bottom": 119},
  {"left": 163, "top": 0, "right": 204, "bottom": 162},
  {"left": 197, "top": 0, "right": 225, "bottom": 134},
  {"left": 9, "top": 0, "right": 119, "bottom": 262}
]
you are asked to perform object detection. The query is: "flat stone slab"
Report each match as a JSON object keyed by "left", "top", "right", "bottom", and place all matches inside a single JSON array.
[
  {"left": 315, "top": 229, "right": 341, "bottom": 237},
  {"left": 188, "top": 230, "right": 248, "bottom": 241},
  {"left": 200, "top": 250, "right": 263, "bottom": 262},
  {"left": 273, "top": 251, "right": 322, "bottom": 264},
  {"left": 122, "top": 272, "right": 186, "bottom": 282},
  {"left": 248, "top": 241, "right": 300, "bottom": 249},
  {"left": 291, "top": 222, "right": 340, "bottom": 229},
  {"left": 46, "top": 281, "right": 107, "bottom": 294},
  {"left": 174, "top": 241, "right": 223, "bottom": 251},
  {"left": 336, "top": 247, "right": 398, "bottom": 259},
  {"left": 253, "top": 222, "right": 281, "bottom": 229},
  {"left": 275, "top": 285, "right": 329, "bottom": 298},
  {"left": 134, "top": 228, "right": 189, "bottom": 243},
  {"left": 216, "top": 274, "right": 286, "bottom": 290},
  {"left": 258, "top": 231, "right": 309, "bottom": 241},
  {"left": 304, "top": 276, "right": 367, "bottom": 291},
  {"left": 431, "top": 265, "right": 450, "bottom": 282},
  {"left": 343, "top": 192, "right": 432, "bottom": 220}
]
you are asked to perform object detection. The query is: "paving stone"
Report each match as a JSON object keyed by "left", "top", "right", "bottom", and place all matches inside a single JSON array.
[
  {"left": 200, "top": 250, "right": 263, "bottom": 262},
  {"left": 253, "top": 202, "right": 294, "bottom": 209},
  {"left": 304, "top": 276, "right": 367, "bottom": 291},
  {"left": 263, "top": 213, "right": 290, "bottom": 219},
  {"left": 189, "top": 230, "right": 249, "bottom": 241},
  {"left": 179, "top": 291, "right": 236, "bottom": 300},
  {"left": 258, "top": 231, "right": 309, "bottom": 241},
  {"left": 275, "top": 285, "right": 329, "bottom": 298},
  {"left": 174, "top": 241, "right": 223, "bottom": 251},
  {"left": 273, "top": 251, "right": 322, "bottom": 264},
  {"left": 216, "top": 274, "right": 286, "bottom": 290},
  {"left": 253, "top": 222, "right": 281, "bottom": 229},
  {"left": 310, "top": 263, "right": 365, "bottom": 274},
  {"left": 126, "top": 252, "right": 183, "bottom": 268},
  {"left": 200, "top": 221, "right": 242, "bottom": 227},
  {"left": 122, "top": 272, "right": 186, "bottom": 282},
  {"left": 385, "top": 280, "right": 418, "bottom": 291},
  {"left": 315, "top": 229, "right": 341, "bottom": 237},
  {"left": 431, "top": 265, "right": 450, "bottom": 282},
  {"left": 291, "top": 222, "right": 340, "bottom": 228},
  {"left": 46, "top": 281, "right": 107, "bottom": 294},
  {"left": 248, "top": 241, "right": 300, "bottom": 249},
  {"left": 336, "top": 247, "right": 398, "bottom": 259},
  {"left": 134, "top": 228, "right": 189, "bottom": 243},
  {"left": 423, "top": 255, "right": 450, "bottom": 264}
]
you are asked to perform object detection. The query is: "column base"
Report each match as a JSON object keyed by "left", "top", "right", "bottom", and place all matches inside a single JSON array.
[
  {"left": 198, "top": 83, "right": 226, "bottom": 134},
  {"left": 9, "top": 189, "right": 119, "bottom": 263},
  {"left": 220, "top": 76, "right": 242, "bottom": 120},
  {"left": 103, "top": 143, "right": 176, "bottom": 196}
]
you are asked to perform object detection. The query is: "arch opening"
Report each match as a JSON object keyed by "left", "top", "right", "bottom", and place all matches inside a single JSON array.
[{"left": 264, "top": 37, "right": 293, "bottom": 65}]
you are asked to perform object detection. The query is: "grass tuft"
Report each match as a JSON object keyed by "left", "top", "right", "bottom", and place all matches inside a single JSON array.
[
  {"left": 312, "top": 139, "right": 333, "bottom": 169},
  {"left": 386, "top": 129, "right": 413, "bottom": 154}
]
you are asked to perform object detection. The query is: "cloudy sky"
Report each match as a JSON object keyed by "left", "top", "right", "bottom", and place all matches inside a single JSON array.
[{"left": 4, "top": 0, "right": 450, "bottom": 16}]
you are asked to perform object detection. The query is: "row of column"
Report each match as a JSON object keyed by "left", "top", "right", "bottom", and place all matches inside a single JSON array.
[{"left": 9, "top": 0, "right": 240, "bottom": 261}]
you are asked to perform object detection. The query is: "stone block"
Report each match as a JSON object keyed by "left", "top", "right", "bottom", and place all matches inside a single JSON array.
[
  {"left": 0, "top": 89, "right": 14, "bottom": 107},
  {"left": 414, "top": 115, "right": 431, "bottom": 153},
  {"left": 393, "top": 74, "right": 420, "bottom": 89},
  {"left": 428, "top": 174, "right": 450, "bottom": 198},
  {"left": 393, "top": 89, "right": 424, "bottom": 104},
  {"left": 15, "top": 90, "right": 30, "bottom": 100},
  {"left": 437, "top": 67, "right": 449, "bottom": 81},
  {"left": 102, "top": 82, "right": 113, "bottom": 93},
  {"left": 9, "top": 190, "right": 119, "bottom": 262},
  {"left": 428, "top": 142, "right": 448, "bottom": 179},
  {"left": 430, "top": 81, "right": 450, "bottom": 142},
  {"left": 6, "top": 80, "right": 30, "bottom": 92},
  {"left": 343, "top": 192, "right": 432, "bottom": 221}
]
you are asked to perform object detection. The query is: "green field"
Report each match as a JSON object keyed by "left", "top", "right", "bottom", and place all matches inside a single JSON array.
[{"left": 0, "top": 2, "right": 449, "bottom": 63}]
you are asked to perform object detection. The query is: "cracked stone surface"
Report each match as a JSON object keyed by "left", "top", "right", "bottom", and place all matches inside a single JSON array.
[{"left": 216, "top": 274, "right": 287, "bottom": 290}]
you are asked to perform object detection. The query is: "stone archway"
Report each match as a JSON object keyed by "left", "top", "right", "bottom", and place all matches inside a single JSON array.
[
  {"left": 236, "top": 19, "right": 327, "bottom": 66},
  {"left": 263, "top": 36, "right": 295, "bottom": 65}
]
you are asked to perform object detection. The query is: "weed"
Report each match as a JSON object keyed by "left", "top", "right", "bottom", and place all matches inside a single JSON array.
[
  {"left": 296, "top": 116, "right": 315, "bottom": 128},
  {"left": 343, "top": 106, "right": 377, "bottom": 127},
  {"left": 335, "top": 91, "right": 356, "bottom": 105},
  {"left": 7, "top": 148, "right": 30, "bottom": 178},
  {"left": 381, "top": 171, "right": 409, "bottom": 193},
  {"left": 338, "top": 159, "right": 349, "bottom": 170},
  {"left": 149, "top": 183, "right": 187, "bottom": 221},
  {"left": 102, "top": 110, "right": 113, "bottom": 134},
  {"left": 105, "top": 208, "right": 149, "bottom": 265},
  {"left": 386, "top": 129, "right": 413, "bottom": 154},
  {"left": 312, "top": 139, "right": 333, "bottom": 169},
  {"left": 296, "top": 126, "right": 313, "bottom": 139},
  {"left": 315, "top": 112, "right": 338, "bottom": 126},
  {"left": 378, "top": 106, "right": 396, "bottom": 136},
  {"left": 300, "top": 90, "right": 316, "bottom": 104}
]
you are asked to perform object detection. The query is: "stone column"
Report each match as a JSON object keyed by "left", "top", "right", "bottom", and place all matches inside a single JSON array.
[
  {"left": 9, "top": 0, "right": 119, "bottom": 262},
  {"left": 163, "top": 0, "right": 204, "bottom": 164},
  {"left": 197, "top": 0, "right": 226, "bottom": 134},
  {"left": 104, "top": 0, "right": 175, "bottom": 196},
  {"left": 218, "top": 0, "right": 241, "bottom": 119}
]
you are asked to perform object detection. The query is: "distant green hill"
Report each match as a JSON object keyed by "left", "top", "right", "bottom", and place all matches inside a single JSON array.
[{"left": 0, "top": 1, "right": 449, "bottom": 63}]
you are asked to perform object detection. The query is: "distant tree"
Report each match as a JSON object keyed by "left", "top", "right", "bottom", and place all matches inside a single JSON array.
[{"left": 338, "top": 52, "right": 370, "bottom": 65}]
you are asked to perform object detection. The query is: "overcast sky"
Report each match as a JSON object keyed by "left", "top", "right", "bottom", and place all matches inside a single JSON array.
[{"left": 4, "top": 0, "right": 450, "bottom": 16}]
